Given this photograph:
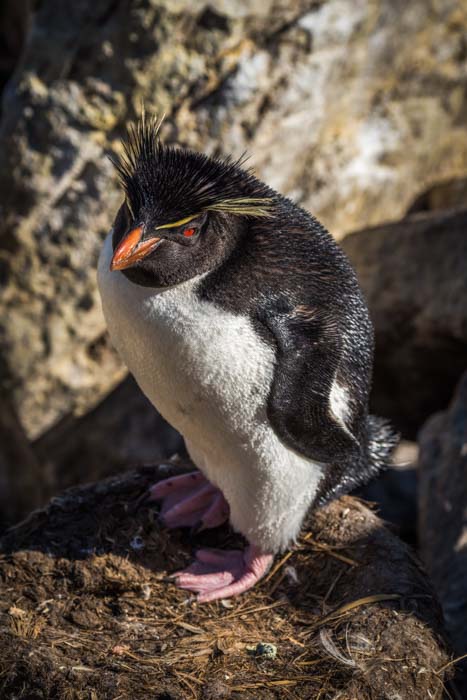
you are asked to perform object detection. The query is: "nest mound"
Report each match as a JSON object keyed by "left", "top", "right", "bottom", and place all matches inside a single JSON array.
[{"left": 0, "top": 465, "right": 451, "bottom": 699}]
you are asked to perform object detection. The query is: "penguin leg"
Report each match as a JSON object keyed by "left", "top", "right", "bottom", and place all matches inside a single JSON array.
[
  {"left": 149, "top": 471, "right": 230, "bottom": 530},
  {"left": 173, "top": 545, "right": 273, "bottom": 602}
]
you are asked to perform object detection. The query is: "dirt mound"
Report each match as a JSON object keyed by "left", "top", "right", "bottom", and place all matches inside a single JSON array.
[{"left": 0, "top": 465, "right": 451, "bottom": 699}]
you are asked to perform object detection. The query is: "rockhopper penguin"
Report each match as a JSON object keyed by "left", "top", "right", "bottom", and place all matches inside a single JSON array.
[{"left": 98, "top": 116, "right": 397, "bottom": 603}]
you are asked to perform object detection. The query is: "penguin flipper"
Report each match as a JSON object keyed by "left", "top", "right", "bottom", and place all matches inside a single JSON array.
[{"left": 257, "top": 299, "right": 361, "bottom": 465}]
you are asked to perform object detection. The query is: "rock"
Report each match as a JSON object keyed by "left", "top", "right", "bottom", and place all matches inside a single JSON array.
[
  {"left": 358, "top": 441, "right": 418, "bottom": 543},
  {"left": 0, "top": 374, "right": 183, "bottom": 531},
  {"left": 407, "top": 176, "right": 467, "bottom": 215},
  {"left": 1, "top": 0, "right": 467, "bottom": 439},
  {"left": 0, "top": 397, "right": 45, "bottom": 529},
  {"left": 418, "top": 371, "right": 467, "bottom": 678},
  {"left": 33, "top": 375, "right": 183, "bottom": 503},
  {"left": 341, "top": 208, "right": 467, "bottom": 436},
  {"left": 0, "top": 467, "right": 451, "bottom": 699},
  {"left": 0, "top": 0, "right": 30, "bottom": 96}
]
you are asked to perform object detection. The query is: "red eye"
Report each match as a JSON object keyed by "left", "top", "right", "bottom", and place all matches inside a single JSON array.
[{"left": 183, "top": 227, "right": 196, "bottom": 237}]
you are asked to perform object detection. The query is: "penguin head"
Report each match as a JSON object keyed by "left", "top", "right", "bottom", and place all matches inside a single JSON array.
[{"left": 109, "top": 116, "right": 273, "bottom": 287}]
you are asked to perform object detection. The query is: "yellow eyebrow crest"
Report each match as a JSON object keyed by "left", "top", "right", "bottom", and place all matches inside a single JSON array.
[{"left": 155, "top": 213, "right": 200, "bottom": 230}]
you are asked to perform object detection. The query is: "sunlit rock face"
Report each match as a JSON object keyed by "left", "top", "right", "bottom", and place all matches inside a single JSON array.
[{"left": 0, "top": 0, "right": 466, "bottom": 438}]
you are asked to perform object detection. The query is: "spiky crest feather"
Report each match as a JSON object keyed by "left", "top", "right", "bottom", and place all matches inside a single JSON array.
[{"left": 111, "top": 114, "right": 273, "bottom": 225}]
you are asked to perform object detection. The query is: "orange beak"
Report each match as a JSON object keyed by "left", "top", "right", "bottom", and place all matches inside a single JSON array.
[{"left": 110, "top": 226, "right": 161, "bottom": 271}]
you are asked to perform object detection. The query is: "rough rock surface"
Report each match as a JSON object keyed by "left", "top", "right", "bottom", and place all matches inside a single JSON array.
[
  {"left": 0, "top": 398, "right": 45, "bottom": 530},
  {"left": 341, "top": 208, "right": 467, "bottom": 436},
  {"left": 407, "top": 176, "right": 467, "bottom": 215},
  {"left": 359, "top": 441, "right": 418, "bottom": 544},
  {"left": 1, "top": 0, "right": 466, "bottom": 439},
  {"left": 0, "top": 0, "right": 30, "bottom": 96},
  {"left": 0, "top": 466, "right": 451, "bottom": 699},
  {"left": 418, "top": 370, "right": 467, "bottom": 682},
  {"left": 34, "top": 375, "right": 183, "bottom": 503}
]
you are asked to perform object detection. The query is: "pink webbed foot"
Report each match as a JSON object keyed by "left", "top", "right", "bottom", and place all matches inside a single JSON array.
[
  {"left": 173, "top": 545, "right": 274, "bottom": 603},
  {"left": 149, "top": 471, "right": 230, "bottom": 532}
]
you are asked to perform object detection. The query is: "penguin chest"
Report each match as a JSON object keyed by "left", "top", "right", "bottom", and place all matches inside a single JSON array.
[{"left": 97, "top": 235, "right": 275, "bottom": 447}]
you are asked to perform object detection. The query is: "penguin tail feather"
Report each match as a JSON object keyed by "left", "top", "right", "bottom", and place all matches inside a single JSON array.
[
  {"left": 316, "top": 415, "right": 400, "bottom": 506},
  {"left": 364, "top": 414, "right": 400, "bottom": 482}
]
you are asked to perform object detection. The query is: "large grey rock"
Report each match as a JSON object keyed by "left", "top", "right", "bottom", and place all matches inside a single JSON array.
[
  {"left": 1, "top": 0, "right": 467, "bottom": 439},
  {"left": 342, "top": 208, "right": 467, "bottom": 436},
  {"left": 33, "top": 376, "right": 183, "bottom": 505},
  {"left": 418, "top": 370, "right": 467, "bottom": 662},
  {"left": 359, "top": 441, "right": 418, "bottom": 543},
  {"left": 0, "top": 397, "right": 44, "bottom": 529},
  {"left": 0, "top": 0, "right": 30, "bottom": 96},
  {"left": 407, "top": 176, "right": 467, "bottom": 215}
]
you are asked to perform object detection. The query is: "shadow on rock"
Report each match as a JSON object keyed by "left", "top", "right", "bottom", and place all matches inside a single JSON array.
[
  {"left": 419, "top": 370, "right": 467, "bottom": 696},
  {"left": 342, "top": 208, "right": 467, "bottom": 438}
]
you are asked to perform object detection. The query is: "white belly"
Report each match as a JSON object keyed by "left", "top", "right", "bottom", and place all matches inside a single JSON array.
[{"left": 97, "top": 233, "right": 323, "bottom": 551}]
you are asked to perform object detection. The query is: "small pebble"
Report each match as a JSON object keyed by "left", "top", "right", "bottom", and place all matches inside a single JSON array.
[
  {"left": 246, "top": 642, "right": 277, "bottom": 660},
  {"left": 130, "top": 535, "right": 144, "bottom": 550}
]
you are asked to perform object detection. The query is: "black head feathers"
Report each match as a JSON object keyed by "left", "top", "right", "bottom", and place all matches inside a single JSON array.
[{"left": 111, "top": 114, "right": 274, "bottom": 226}]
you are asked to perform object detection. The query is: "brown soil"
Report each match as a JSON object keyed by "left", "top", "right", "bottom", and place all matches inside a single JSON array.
[{"left": 0, "top": 464, "right": 452, "bottom": 699}]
